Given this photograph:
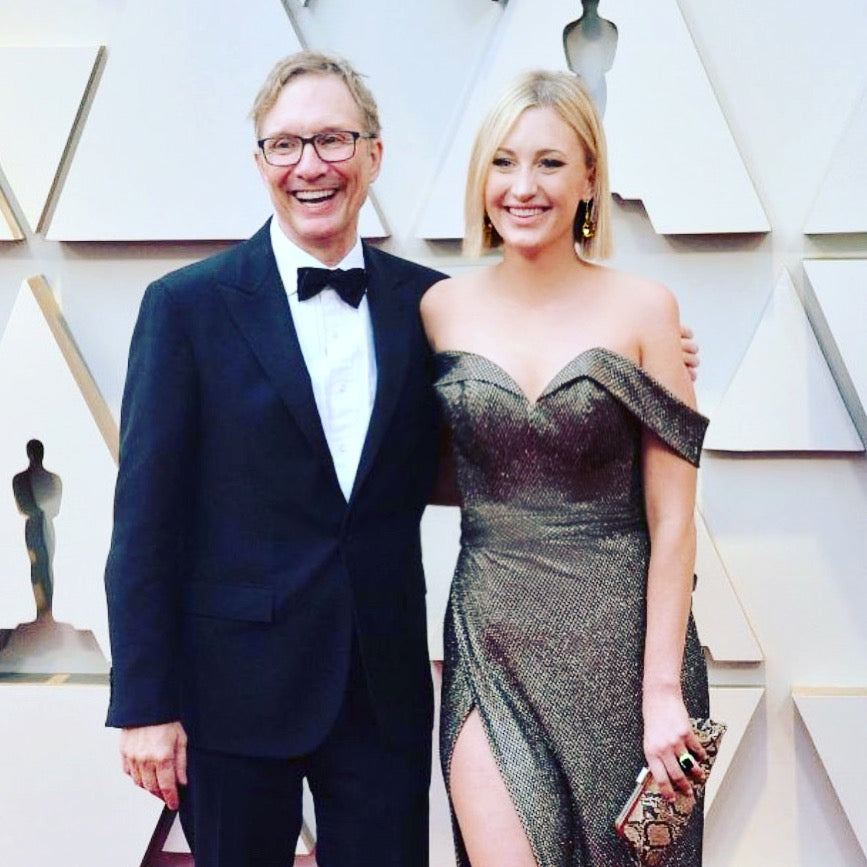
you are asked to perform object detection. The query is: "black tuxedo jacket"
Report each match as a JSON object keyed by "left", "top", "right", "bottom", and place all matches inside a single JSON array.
[{"left": 105, "top": 222, "right": 444, "bottom": 757}]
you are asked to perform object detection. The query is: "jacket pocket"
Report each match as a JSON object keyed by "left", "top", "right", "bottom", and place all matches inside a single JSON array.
[{"left": 182, "top": 581, "right": 274, "bottom": 623}]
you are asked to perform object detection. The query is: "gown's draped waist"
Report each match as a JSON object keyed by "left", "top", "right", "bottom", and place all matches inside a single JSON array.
[{"left": 460, "top": 500, "right": 646, "bottom": 551}]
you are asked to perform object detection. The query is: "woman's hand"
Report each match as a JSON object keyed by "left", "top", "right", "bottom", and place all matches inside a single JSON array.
[{"left": 642, "top": 686, "right": 707, "bottom": 801}]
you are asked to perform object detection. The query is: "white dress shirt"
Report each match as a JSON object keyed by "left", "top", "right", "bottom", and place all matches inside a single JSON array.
[{"left": 270, "top": 219, "right": 377, "bottom": 501}]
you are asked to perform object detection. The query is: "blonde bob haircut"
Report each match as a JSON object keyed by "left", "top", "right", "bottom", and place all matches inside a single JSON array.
[
  {"left": 464, "top": 70, "right": 612, "bottom": 260},
  {"left": 251, "top": 50, "right": 381, "bottom": 138}
]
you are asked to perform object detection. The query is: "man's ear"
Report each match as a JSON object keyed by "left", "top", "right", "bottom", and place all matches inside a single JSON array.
[{"left": 367, "top": 137, "right": 384, "bottom": 183}]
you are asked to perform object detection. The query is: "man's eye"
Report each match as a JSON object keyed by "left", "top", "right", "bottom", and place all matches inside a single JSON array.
[
  {"left": 317, "top": 132, "right": 352, "bottom": 148},
  {"left": 271, "top": 138, "right": 298, "bottom": 152}
]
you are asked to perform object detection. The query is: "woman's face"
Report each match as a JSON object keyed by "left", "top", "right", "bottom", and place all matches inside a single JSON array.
[{"left": 484, "top": 106, "right": 594, "bottom": 256}]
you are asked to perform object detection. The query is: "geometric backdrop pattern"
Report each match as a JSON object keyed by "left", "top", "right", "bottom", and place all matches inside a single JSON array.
[
  {"left": 43, "top": 0, "right": 386, "bottom": 241},
  {"left": 793, "top": 688, "right": 867, "bottom": 860},
  {"left": 804, "top": 84, "right": 867, "bottom": 234},
  {"left": 803, "top": 259, "right": 867, "bottom": 443},
  {"left": 0, "top": 187, "right": 22, "bottom": 240},
  {"left": 416, "top": 0, "right": 769, "bottom": 238},
  {"left": 0, "top": 46, "right": 101, "bottom": 234},
  {"left": 703, "top": 269, "right": 863, "bottom": 452}
]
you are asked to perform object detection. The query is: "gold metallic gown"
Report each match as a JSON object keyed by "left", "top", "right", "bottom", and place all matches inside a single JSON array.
[{"left": 434, "top": 348, "right": 710, "bottom": 867}]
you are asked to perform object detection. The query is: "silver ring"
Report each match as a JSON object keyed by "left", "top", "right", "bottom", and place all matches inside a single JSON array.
[{"left": 677, "top": 751, "right": 695, "bottom": 773}]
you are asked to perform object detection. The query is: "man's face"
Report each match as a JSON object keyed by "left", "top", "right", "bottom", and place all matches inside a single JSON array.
[{"left": 255, "top": 74, "right": 382, "bottom": 265}]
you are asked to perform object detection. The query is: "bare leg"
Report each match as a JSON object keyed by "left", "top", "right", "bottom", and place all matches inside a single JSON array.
[{"left": 450, "top": 709, "right": 537, "bottom": 867}]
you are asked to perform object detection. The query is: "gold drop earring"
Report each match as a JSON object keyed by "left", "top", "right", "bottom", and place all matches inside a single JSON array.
[{"left": 581, "top": 199, "right": 596, "bottom": 240}]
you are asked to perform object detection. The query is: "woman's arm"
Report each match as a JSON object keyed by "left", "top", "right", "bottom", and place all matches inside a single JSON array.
[{"left": 638, "top": 285, "right": 707, "bottom": 800}]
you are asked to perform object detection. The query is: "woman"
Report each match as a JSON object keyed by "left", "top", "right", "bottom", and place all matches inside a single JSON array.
[{"left": 421, "top": 71, "right": 710, "bottom": 866}]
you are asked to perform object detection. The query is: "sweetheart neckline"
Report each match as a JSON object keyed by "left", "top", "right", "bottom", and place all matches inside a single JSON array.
[{"left": 433, "top": 346, "right": 639, "bottom": 408}]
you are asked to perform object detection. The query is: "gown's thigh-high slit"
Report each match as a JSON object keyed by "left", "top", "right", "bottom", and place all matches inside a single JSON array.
[
  {"left": 448, "top": 707, "right": 538, "bottom": 867},
  {"left": 441, "top": 595, "right": 576, "bottom": 867}
]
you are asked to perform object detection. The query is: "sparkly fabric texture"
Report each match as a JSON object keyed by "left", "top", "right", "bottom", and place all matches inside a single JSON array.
[{"left": 434, "top": 348, "right": 710, "bottom": 867}]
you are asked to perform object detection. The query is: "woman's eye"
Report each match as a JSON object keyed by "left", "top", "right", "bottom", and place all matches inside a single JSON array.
[
  {"left": 492, "top": 156, "right": 512, "bottom": 168},
  {"left": 540, "top": 158, "right": 565, "bottom": 169}
]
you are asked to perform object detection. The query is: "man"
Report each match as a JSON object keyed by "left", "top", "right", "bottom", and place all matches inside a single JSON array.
[
  {"left": 106, "top": 50, "right": 699, "bottom": 866},
  {"left": 105, "top": 51, "right": 442, "bottom": 866}
]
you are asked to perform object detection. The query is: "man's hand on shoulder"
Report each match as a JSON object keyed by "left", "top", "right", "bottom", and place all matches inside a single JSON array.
[
  {"left": 679, "top": 324, "right": 700, "bottom": 382},
  {"left": 120, "top": 721, "right": 188, "bottom": 810}
]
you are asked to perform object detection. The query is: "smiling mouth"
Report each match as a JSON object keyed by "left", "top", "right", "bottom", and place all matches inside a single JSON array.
[
  {"left": 506, "top": 206, "right": 547, "bottom": 218},
  {"left": 293, "top": 189, "right": 339, "bottom": 204}
]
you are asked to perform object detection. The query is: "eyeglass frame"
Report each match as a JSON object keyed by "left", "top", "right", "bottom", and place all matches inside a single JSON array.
[{"left": 256, "top": 130, "right": 378, "bottom": 167}]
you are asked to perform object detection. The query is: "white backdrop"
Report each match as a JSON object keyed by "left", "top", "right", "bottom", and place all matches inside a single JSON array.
[{"left": 1, "top": 1, "right": 866, "bottom": 864}]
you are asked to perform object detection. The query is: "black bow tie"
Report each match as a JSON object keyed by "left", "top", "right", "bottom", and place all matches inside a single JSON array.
[{"left": 297, "top": 267, "right": 367, "bottom": 308}]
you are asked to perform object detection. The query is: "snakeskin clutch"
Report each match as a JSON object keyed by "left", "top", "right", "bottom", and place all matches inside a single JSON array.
[{"left": 614, "top": 718, "right": 726, "bottom": 866}]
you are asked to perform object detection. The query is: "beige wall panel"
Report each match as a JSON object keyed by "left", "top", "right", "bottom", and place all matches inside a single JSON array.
[
  {"left": 704, "top": 270, "right": 862, "bottom": 452},
  {"left": 0, "top": 46, "right": 101, "bottom": 233},
  {"left": 694, "top": 510, "right": 762, "bottom": 662},
  {"left": 0, "top": 683, "right": 162, "bottom": 865},
  {"left": 0, "top": 188, "right": 23, "bottom": 240},
  {"left": 805, "top": 86, "right": 867, "bottom": 234},
  {"left": 420, "top": 504, "right": 460, "bottom": 661},
  {"left": 706, "top": 686, "right": 764, "bottom": 813},
  {"left": 804, "top": 259, "right": 867, "bottom": 440},
  {"left": 793, "top": 688, "right": 867, "bottom": 858}
]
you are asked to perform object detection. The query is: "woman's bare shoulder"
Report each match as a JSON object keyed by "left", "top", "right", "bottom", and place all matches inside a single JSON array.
[
  {"left": 596, "top": 267, "right": 679, "bottom": 327},
  {"left": 420, "top": 268, "right": 492, "bottom": 319}
]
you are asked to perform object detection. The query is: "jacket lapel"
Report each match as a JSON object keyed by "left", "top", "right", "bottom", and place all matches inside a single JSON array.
[
  {"left": 350, "top": 243, "right": 417, "bottom": 501},
  {"left": 215, "top": 223, "right": 339, "bottom": 487}
]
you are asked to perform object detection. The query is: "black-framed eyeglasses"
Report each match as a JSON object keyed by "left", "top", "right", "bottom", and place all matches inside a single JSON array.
[{"left": 257, "top": 130, "right": 378, "bottom": 167}]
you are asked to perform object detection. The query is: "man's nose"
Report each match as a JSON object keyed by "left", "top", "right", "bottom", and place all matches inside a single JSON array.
[{"left": 293, "top": 140, "right": 328, "bottom": 175}]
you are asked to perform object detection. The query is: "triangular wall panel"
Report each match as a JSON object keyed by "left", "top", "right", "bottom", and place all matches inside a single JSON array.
[
  {"left": 0, "top": 684, "right": 163, "bottom": 865},
  {"left": 693, "top": 509, "right": 762, "bottom": 662},
  {"left": 805, "top": 86, "right": 867, "bottom": 234},
  {"left": 804, "top": 259, "right": 867, "bottom": 442},
  {"left": 0, "top": 277, "right": 116, "bottom": 659},
  {"left": 421, "top": 504, "right": 461, "bottom": 662},
  {"left": 706, "top": 686, "right": 763, "bottom": 813},
  {"left": 0, "top": 46, "right": 101, "bottom": 233},
  {"left": 0, "top": 187, "right": 23, "bottom": 240},
  {"left": 416, "top": 0, "right": 768, "bottom": 238},
  {"left": 793, "top": 688, "right": 867, "bottom": 858},
  {"left": 46, "top": 0, "right": 385, "bottom": 240},
  {"left": 704, "top": 269, "right": 862, "bottom": 452}
]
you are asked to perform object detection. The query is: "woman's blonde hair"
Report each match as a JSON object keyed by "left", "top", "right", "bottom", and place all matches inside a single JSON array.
[{"left": 464, "top": 70, "right": 612, "bottom": 260}]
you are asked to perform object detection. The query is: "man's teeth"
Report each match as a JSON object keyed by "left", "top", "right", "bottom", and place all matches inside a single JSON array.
[{"left": 295, "top": 190, "right": 337, "bottom": 202}]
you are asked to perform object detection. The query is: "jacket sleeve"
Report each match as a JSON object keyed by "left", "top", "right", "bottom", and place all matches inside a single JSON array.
[{"left": 104, "top": 278, "right": 198, "bottom": 727}]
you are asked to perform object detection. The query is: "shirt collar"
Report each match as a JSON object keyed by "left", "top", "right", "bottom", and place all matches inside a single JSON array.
[{"left": 269, "top": 217, "right": 365, "bottom": 297}]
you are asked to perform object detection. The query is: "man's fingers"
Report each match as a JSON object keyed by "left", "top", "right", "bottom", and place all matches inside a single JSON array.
[
  {"left": 138, "top": 762, "right": 162, "bottom": 800},
  {"left": 175, "top": 736, "right": 188, "bottom": 787},
  {"left": 156, "top": 760, "right": 180, "bottom": 810},
  {"left": 127, "top": 762, "right": 143, "bottom": 789}
]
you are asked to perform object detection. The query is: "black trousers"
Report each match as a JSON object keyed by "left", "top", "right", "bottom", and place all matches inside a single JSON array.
[{"left": 178, "top": 642, "right": 431, "bottom": 866}]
